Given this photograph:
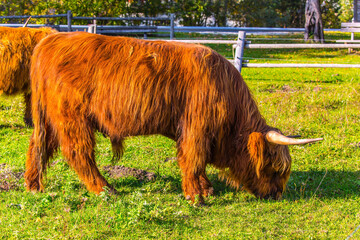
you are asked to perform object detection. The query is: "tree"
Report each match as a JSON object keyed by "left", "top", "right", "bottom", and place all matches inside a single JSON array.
[{"left": 304, "top": 0, "right": 325, "bottom": 43}]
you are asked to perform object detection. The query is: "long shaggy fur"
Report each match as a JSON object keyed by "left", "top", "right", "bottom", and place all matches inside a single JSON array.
[
  {"left": 0, "top": 26, "right": 56, "bottom": 126},
  {"left": 26, "top": 32, "right": 292, "bottom": 202}
]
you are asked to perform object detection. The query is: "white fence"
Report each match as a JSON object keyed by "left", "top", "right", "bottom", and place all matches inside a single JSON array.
[
  {"left": 233, "top": 31, "right": 360, "bottom": 72},
  {"left": 1, "top": 13, "right": 359, "bottom": 71},
  {"left": 163, "top": 31, "right": 360, "bottom": 72},
  {"left": 0, "top": 11, "right": 342, "bottom": 39}
]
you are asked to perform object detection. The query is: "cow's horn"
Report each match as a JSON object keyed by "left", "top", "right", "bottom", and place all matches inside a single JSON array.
[
  {"left": 266, "top": 131, "right": 323, "bottom": 145},
  {"left": 23, "top": 16, "right": 32, "bottom": 27}
]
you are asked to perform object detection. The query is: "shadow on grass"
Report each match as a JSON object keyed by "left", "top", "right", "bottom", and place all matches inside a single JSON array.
[
  {"left": 210, "top": 170, "right": 360, "bottom": 201},
  {"left": 102, "top": 169, "right": 360, "bottom": 202},
  {"left": 284, "top": 170, "right": 360, "bottom": 200},
  {"left": 5, "top": 167, "right": 359, "bottom": 205},
  {"left": 0, "top": 123, "right": 27, "bottom": 129},
  {"left": 107, "top": 174, "right": 182, "bottom": 195}
]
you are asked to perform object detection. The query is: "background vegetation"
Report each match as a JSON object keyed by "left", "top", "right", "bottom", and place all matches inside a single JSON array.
[
  {"left": 0, "top": 31, "right": 359, "bottom": 239},
  {"left": 0, "top": 0, "right": 355, "bottom": 28}
]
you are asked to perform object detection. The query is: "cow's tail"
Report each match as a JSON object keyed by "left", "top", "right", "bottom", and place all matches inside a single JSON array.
[
  {"left": 25, "top": 96, "right": 49, "bottom": 191},
  {"left": 35, "top": 101, "right": 49, "bottom": 190}
]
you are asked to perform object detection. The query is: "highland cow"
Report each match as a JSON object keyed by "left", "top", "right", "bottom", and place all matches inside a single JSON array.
[
  {"left": 25, "top": 32, "right": 322, "bottom": 202},
  {"left": 0, "top": 26, "right": 56, "bottom": 126}
]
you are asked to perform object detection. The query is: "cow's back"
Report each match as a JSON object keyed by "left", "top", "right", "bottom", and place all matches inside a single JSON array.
[
  {"left": 31, "top": 32, "right": 261, "bottom": 142},
  {"left": 0, "top": 26, "right": 56, "bottom": 95}
]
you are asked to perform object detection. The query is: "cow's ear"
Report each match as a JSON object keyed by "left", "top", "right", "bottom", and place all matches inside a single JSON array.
[{"left": 247, "top": 132, "right": 265, "bottom": 178}]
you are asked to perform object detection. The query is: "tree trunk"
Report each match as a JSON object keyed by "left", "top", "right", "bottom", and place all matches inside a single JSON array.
[
  {"left": 304, "top": 0, "right": 324, "bottom": 43},
  {"left": 221, "top": 0, "right": 229, "bottom": 26}
]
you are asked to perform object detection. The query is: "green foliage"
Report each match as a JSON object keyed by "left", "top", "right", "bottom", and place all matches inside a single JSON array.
[
  {"left": 0, "top": 32, "right": 359, "bottom": 239},
  {"left": 129, "top": 0, "right": 169, "bottom": 17},
  {"left": 0, "top": 0, "right": 355, "bottom": 28},
  {"left": 173, "top": 0, "right": 211, "bottom": 26},
  {"left": 0, "top": 0, "right": 33, "bottom": 17},
  {"left": 322, "top": 0, "right": 342, "bottom": 28},
  {"left": 339, "top": 0, "right": 354, "bottom": 23},
  {"left": 228, "top": 0, "right": 307, "bottom": 27}
]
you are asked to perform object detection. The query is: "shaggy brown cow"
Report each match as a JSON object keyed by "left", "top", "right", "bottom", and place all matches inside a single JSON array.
[
  {"left": 0, "top": 26, "right": 56, "bottom": 126},
  {"left": 26, "top": 32, "right": 322, "bottom": 202}
]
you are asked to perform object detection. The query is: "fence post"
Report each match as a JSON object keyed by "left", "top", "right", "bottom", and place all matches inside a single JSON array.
[
  {"left": 170, "top": 13, "right": 175, "bottom": 40},
  {"left": 67, "top": 10, "right": 72, "bottom": 32},
  {"left": 234, "top": 31, "right": 246, "bottom": 73},
  {"left": 93, "top": 16, "right": 97, "bottom": 34},
  {"left": 348, "top": 19, "right": 355, "bottom": 53},
  {"left": 88, "top": 25, "right": 94, "bottom": 33}
]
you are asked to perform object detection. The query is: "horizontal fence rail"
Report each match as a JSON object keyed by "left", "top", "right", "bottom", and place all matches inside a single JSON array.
[
  {"left": 245, "top": 43, "right": 360, "bottom": 49},
  {"left": 336, "top": 40, "right": 360, "bottom": 43},
  {"left": 0, "top": 14, "right": 68, "bottom": 19},
  {"left": 73, "top": 16, "right": 172, "bottom": 21},
  {"left": 162, "top": 39, "right": 237, "bottom": 44},
  {"left": 0, "top": 24, "right": 90, "bottom": 31},
  {"left": 242, "top": 63, "right": 360, "bottom": 68},
  {"left": 0, "top": 11, "right": 175, "bottom": 39},
  {"left": 0, "top": 24, "right": 340, "bottom": 35},
  {"left": 0, "top": 11, "right": 341, "bottom": 37},
  {"left": 157, "top": 26, "right": 340, "bottom": 33},
  {"left": 341, "top": 22, "right": 360, "bottom": 32}
]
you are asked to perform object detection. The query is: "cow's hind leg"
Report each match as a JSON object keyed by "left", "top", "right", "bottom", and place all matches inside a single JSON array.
[
  {"left": 110, "top": 137, "right": 124, "bottom": 163},
  {"left": 23, "top": 92, "right": 33, "bottom": 127},
  {"left": 25, "top": 123, "right": 59, "bottom": 191},
  {"left": 58, "top": 118, "right": 111, "bottom": 194}
]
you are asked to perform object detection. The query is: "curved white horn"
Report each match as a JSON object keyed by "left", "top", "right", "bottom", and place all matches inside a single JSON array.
[
  {"left": 23, "top": 16, "right": 32, "bottom": 27},
  {"left": 266, "top": 131, "right": 323, "bottom": 145}
]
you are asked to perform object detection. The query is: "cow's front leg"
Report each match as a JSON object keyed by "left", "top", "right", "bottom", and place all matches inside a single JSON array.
[
  {"left": 177, "top": 137, "right": 212, "bottom": 204},
  {"left": 199, "top": 172, "right": 214, "bottom": 197},
  {"left": 178, "top": 160, "right": 203, "bottom": 203},
  {"left": 58, "top": 117, "right": 111, "bottom": 194}
]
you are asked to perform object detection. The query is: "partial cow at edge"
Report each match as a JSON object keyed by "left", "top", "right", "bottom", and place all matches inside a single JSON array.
[
  {"left": 26, "top": 32, "right": 322, "bottom": 203},
  {"left": 0, "top": 26, "right": 56, "bottom": 126}
]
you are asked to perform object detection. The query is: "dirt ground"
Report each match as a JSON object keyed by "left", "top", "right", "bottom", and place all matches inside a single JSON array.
[
  {"left": 0, "top": 163, "right": 24, "bottom": 191},
  {"left": 103, "top": 165, "right": 156, "bottom": 181},
  {"left": 0, "top": 162, "right": 156, "bottom": 192}
]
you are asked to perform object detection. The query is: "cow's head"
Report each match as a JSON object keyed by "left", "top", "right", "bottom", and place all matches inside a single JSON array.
[{"left": 244, "top": 130, "right": 322, "bottom": 200}]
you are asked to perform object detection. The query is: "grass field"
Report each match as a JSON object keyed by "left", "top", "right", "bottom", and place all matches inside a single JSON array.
[{"left": 0, "top": 32, "right": 359, "bottom": 239}]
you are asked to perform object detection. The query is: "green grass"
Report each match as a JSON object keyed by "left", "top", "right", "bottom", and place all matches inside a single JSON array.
[{"left": 0, "top": 32, "right": 359, "bottom": 239}]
